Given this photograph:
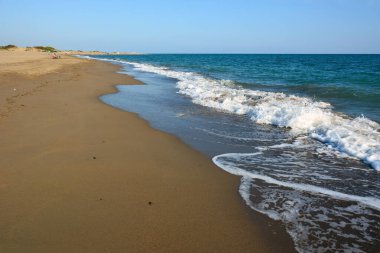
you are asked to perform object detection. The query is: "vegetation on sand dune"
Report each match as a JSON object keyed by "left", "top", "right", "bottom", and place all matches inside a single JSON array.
[
  {"left": 33, "top": 46, "right": 57, "bottom": 52},
  {"left": 0, "top": 44, "right": 17, "bottom": 50}
]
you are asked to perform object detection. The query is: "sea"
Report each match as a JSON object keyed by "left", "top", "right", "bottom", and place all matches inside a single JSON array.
[{"left": 82, "top": 54, "right": 380, "bottom": 253}]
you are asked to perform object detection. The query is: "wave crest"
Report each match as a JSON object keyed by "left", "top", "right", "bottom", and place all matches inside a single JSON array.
[{"left": 124, "top": 60, "right": 380, "bottom": 170}]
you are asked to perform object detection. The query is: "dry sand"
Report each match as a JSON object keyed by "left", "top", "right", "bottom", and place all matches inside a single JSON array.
[
  {"left": 0, "top": 50, "right": 295, "bottom": 252},
  {"left": 0, "top": 50, "right": 82, "bottom": 76}
]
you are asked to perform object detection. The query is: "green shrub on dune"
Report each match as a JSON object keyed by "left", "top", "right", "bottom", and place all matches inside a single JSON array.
[
  {"left": 0, "top": 45, "right": 58, "bottom": 52},
  {"left": 0, "top": 44, "right": 17, "bottom": 50},
  {"left": 33, "top": 46, "right": 57, "bottom": 52}
]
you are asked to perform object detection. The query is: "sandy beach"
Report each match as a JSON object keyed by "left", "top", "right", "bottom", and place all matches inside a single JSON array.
[{"left": 0, "top": 50, "right": 295, "bottom": 252}]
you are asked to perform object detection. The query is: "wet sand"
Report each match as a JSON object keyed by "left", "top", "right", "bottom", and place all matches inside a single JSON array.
[{"left": 0, "top": 51, "right": 295, "bottom": 252}]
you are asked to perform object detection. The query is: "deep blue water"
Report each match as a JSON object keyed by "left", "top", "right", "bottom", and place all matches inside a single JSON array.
[{"left": 94, "top": 54, "right": 380, "bottom": 122}]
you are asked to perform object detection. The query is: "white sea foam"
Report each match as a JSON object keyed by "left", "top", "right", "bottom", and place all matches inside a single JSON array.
[
  {"left": 213, "top": 152, "right": 380, "bottom": 253},
  {"left": 120, "top": 60, "right": 380, "bottom": 171},
  {"left": 213, "top": 153, "right": 380, "bottom": 211},
  {"left": 84, "top": 56, "right": 380, "bottom": 170},
  {"left": 74, "top": 55, "right": 93, "bottom": 60},
  {"left": 86, "top": 56, "right": 380, "bottom": 252},
  {"left": 193, "top": 127, "right": 286, "bottom": 142}
]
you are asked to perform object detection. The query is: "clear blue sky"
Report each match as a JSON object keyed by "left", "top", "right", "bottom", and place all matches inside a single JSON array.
[{"left": 1, "top": 0, "right": 379, "bottom": 53}]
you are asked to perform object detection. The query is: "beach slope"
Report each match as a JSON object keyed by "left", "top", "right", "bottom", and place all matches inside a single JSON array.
[{"left": 0, "top": 51, "right": 294, "bottom": 252}]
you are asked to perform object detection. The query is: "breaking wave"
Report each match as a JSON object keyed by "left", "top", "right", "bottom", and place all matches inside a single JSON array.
[
  {"left": 122, "top": 60, "right": 380, "bottom": 171},
  {"left": 87, "top": 55, "right": 380, "bottom": 252}
]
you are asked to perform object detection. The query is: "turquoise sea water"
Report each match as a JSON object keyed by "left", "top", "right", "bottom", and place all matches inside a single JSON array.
[
  {"left": 87, "top": 54, "right": 380, "bottom": 253},
  {"left": 98, "top": 54, "right": 380, "bottom": 122}
]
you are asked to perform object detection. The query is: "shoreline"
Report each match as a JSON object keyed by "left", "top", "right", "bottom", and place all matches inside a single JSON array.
[
  {"left": 0, "top": 51, "right": 295, "bottom": 252},
  {"left": 95, "top": 54, "right": 380, "bottom": 253}
]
